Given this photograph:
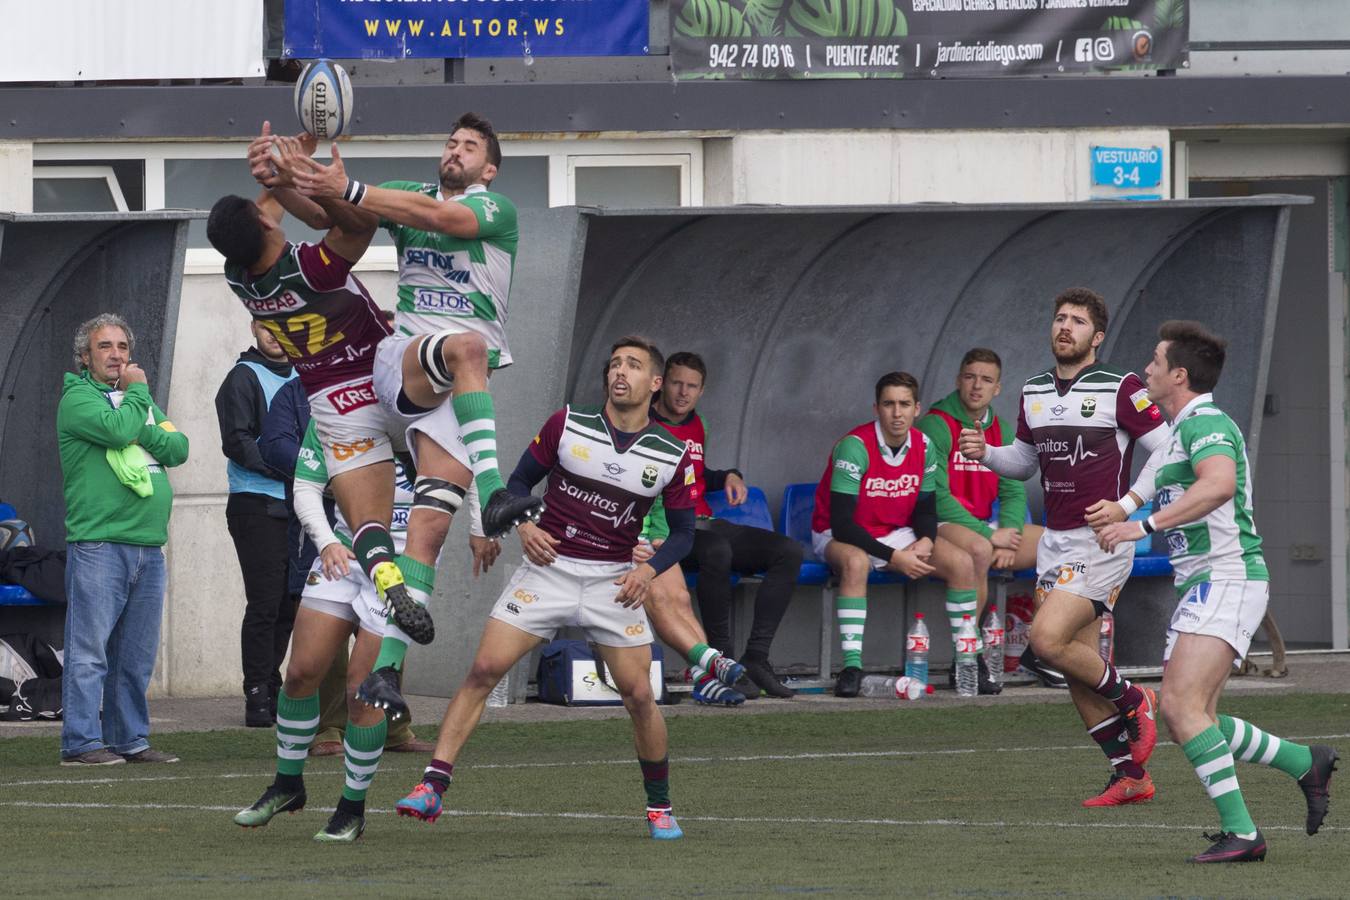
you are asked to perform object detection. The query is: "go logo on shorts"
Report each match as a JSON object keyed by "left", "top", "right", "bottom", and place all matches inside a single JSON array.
[
  {"left": 624, "top": 623, "right": 646, "bottom": 637},
  {"left": 331, "top": 438, "right": 376, "bottom": 461}
]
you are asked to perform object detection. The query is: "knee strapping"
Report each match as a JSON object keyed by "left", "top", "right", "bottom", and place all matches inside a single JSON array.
[
  {"left": 417, "top": 332, "right": 458, "bottom": 393},
  {"left": 413, "top": 476, "right": 466, "bottom": 517}
]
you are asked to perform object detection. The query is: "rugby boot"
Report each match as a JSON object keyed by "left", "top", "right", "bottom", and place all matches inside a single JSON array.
[
  {"left": 481, "top": 488, "right": 544, "bottom": 539},
  {"left": 314, "top": 809, "right": 366, "bottom": 843},
  {"left": 395, "top": 782, "right": 444, "bottom": 823},
  {"left": 691, "top": 679, "right": 745, "bottom": 706},
  {"left": 1188, "top": 829, "right": 1266, "bottom": 863},
  {"left": 1298, "top": 744, "right": 1338, "bottom": 835},
  {"left": 710, "top": 655, "right": 745, "bottom": 688},
  {"left": 373, "top": 563, "right": 434, "bottom": 645},
  {"left": 646, "top": 807, "right": 684, "bottom": 840},
  {"left": 743, "top": 658, "right": 796, "bottom": 698},
  {"left": 977, "top": 655, "right": 1003, "bottom": 696},
  {"left": 356, "top": 666, "right": 411, "bottom": 721},
  {"left": 1019, "top": 647, "right": 1068, "bottom": 689},
  {"left": 732, "top": 673, "right": 761, "bottom": 700},
  {"left": 1081, "top": 772, "right": 1155, "bottom": 808},
  {"left": 234, "top": 783, "right": 306, "bottom": 827},
  {"left": 834, "top": 666, "right": 863, "bottom": 698},
  {"left": 1122, "top": 686, "right": 1158, "bottom": 767}
]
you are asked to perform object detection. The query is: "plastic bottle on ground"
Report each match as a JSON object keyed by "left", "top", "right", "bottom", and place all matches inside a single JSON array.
[
  {"left": 903, "top": 613, "right": 930, "bottom": 691},
  {"left": 981, "top": 606, "right": 1004, "bottom": 688},
  {"left": 955, "top": 614, "right": 979, "bottom": 698},
  {"left": 487, "top": 674, "right": 510, "bottom": 708},
  {"left": 858, "top": 675, "right": 923, "bottom": 699}
]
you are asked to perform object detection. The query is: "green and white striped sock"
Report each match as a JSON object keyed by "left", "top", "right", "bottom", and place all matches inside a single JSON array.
[
  {"left": 1219, "top": 714, "right": 1314, "bottom": 779},
  {"left": 275, "top": 690, "right": 319, "bottom": 777},
  {"left": 945, "top": 589, "right": 980, "bottom": 652},
  {"left": 372, "top": 554, "right": 434, "bottom": 672},
  {"left": 1183, "top": 725, "right": 1257, "bottom": 838},
  {"left": 687, "top": 642, "right": 722, "bottom": 671},
  {"left": 341, "top": 718, "right": 388, "bottom": 804},
  {"left": 836, "top": 596, "right": 867, "bottom": 669},
  {"left": 453, "top": 392, "right": 506, "bottom": 498}
]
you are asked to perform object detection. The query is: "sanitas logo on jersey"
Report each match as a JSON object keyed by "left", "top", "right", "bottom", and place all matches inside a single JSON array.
[{"left": 556, "top": 475, "right": 619, "bottom": 513}]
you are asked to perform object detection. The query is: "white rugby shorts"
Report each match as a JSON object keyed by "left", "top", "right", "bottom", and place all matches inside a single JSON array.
[
  {"left": 1163, "top": 579, "right": 1269, "bottom": 664},
  {"left": 1034, "top": 525, "right": 1134, "bottom": 611},
  {"left": 308, "top": 375, "right": 396, "bottom": 478},
  {"left": 372, "top": 334, "right": 471, "bottom": 470},
  {"left": 298, "top": 555, "right": 411, "bottom": 643},
  {"left": 489, "top": 556, "right": 653, "bottom": 648},
  {"left": 812, "top": 527, "right": 918, "bottom": 570}
]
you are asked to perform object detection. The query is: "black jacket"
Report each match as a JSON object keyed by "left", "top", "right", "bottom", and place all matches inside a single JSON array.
[{"left": 215, "top": 347, "right": 293, "bottom": 517}]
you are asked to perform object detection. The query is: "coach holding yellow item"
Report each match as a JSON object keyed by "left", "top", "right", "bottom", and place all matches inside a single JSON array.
[{"left": 57, "top": 314, "right": 189, "bottom": 767}]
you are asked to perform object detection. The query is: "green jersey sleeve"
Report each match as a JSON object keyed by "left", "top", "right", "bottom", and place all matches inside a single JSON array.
[
  {"left": 641, "top": 495, "right": 670, "bottom": 543},
  {"left": 828, "top": 436, "right": 869, "bottom": 495},
  {"left": 460, "top": 190, "right": 517, "bottom": 240},
  {"left": 920, "top": 432, "right": 939, "bottom": 493},
  {"left": 294, "top": 420, "right": 329, "bottom": 486},
  {"left": 1181, "top": 415, "right": 1241, "bottom": 465},
  {"left": 376, "top": 180, "right": 434, "bottom": 235}
]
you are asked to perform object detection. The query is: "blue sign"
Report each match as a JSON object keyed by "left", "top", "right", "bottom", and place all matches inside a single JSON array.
[
  {"left": 285, "top": 0, "right": 649, "bottom": 60},
  {"left": 1091, "top": 146, "right": 1164, "bottom": 189}
]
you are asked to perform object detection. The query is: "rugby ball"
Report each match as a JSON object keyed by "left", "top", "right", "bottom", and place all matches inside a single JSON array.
[{"left": 294, "top": 60, "right": 354, "bottom": 140}]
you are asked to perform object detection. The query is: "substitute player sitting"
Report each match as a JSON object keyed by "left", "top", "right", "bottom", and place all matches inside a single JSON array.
[
  {"left": 812, "top": 372, "right": 982, "bottom": 698},
  {"left": 959, "top": 287, "right": 1168, "bottom": 807},
  {"left": 394, "top": 336, "right": 696, "bottom": 840},
  {"left": 1096, "top": 321, "right": 1338, "bottom": 863},
  {"left": 233, "top": 420, "right": 423, "bottom": 842},
  {"left": 917, "top": 347, "right": 1045, "bottom": 693}
]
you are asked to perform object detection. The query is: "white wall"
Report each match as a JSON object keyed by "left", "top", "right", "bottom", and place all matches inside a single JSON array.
[
  {"left": 0, "top": 142, "right": 34, "bottom": 214},
  {"left": 704, "top": 129, "right": 1172, "bottom": 205}
]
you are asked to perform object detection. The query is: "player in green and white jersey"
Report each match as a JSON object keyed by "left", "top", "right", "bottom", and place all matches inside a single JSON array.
[
  {"left": 282, "top": 113, "right": 540, "bottom": 714},
  {"left": 1097, "top": 321, "right": 1337, "bottom": 864}
]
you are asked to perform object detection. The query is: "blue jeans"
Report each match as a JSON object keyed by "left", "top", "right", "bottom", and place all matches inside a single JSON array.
[{"left": 61, "top": 541, "right": 166, "bottom": 758}]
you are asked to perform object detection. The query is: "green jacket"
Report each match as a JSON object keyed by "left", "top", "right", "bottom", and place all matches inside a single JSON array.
[
  {"left": 57, "top": 370, "right": 190, "bottom": 545},
  {"left": 916, "top": 390, "right": 1027, "bottom": 539}
]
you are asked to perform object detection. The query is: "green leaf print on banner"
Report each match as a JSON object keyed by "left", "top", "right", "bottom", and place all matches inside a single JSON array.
[
  {"left": 1153, "top": 0, "right": 1185, "bottom": 31},
  {"left": 784, "top": 0, "right": 908, "bottom": 39},
  {"left": 675, "top": 0, "right": 752, "bottom": 39},
  {"left": 743, "top": 0, "right": 786, "bottom": 37}
]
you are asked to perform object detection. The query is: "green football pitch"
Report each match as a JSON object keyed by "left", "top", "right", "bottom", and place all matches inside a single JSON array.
[{"left": 2, "top": 693, "right": 1347, "bottom": 898}]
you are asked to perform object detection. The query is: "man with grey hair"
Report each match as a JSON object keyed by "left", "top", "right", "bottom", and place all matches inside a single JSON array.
[{"left": 56, "top": 313, "right": 189, "bottom": 765}]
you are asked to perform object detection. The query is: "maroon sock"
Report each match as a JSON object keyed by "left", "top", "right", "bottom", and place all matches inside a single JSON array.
[
  {"left": 1087, "top": 714, "right": 1145, "bottom": 779},
  {"left": 423, "top": 758, "right": 454, "bottom": 795},
  {"left": 1092, "top": 661, "right": 1143, "bottom": 713},
  {"left": 639, "top": 757, "right": 671, "bottom": 809}
]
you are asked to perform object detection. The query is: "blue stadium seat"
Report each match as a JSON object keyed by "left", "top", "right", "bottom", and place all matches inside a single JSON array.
[
  {"left": 0, "top": 501, "right": 44, "bottom": 605},
  {"left": 1127, "top": 504, "right": 1174, "bottom": 578},
  {"left": 705, "top": 487, "right": 773, "bottom": 531}
]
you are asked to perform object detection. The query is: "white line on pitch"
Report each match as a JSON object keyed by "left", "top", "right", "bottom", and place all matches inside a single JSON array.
[
  {"left": 4, "top": 732, "right": 1348, "bottom": 790},
  {"left": 0, "top": 799, "right": 1345, "bottom": 836}
]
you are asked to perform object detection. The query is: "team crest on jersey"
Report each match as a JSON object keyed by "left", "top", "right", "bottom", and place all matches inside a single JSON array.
[
  {"left": 642, "top": 464, "right": 659, "bottom": 488},
  {"left": 1080, "top": 397, "right": 1097, "bottom": 418},
  {"left": 1167, "top": 531, "right": 1189, "bottom": 555}
]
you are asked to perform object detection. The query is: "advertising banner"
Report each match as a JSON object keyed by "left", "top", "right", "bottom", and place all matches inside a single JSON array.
[
  {"left": 672, "top": 0, "right": 1187, "bottom": 80},
  {"left": 285, "top": 0, "right": 649, "bottom": 60}
]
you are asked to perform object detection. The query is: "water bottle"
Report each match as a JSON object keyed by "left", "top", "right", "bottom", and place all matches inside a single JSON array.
[
  {"left": 955, "top": 614, "right": 979, "bottom": 698},
  {"left": 859, "top": 675, "right": 923, "bottom": 699},
  {"left": 981, "top": 606, "right": 1004, "bottom": 688},
  {"left": 487, "top": 673, "right": 511, "bottom": 708},
  {"left": 1098, "top": 611, "right": 1115, "bottom": 664},
  {"left": 903, "top": 613, "right": 930, "bottom": 691}
]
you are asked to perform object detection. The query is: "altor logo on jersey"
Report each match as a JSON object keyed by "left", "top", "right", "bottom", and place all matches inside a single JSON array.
[
  {"left": 864, "top": 473, "right": 921, "bottom": 496},
  {"left": 243, "top": 290, "right": 306, "bottom": 314},
  {"left": 413, "top": 288, "right": 474, "bottom": 315}
]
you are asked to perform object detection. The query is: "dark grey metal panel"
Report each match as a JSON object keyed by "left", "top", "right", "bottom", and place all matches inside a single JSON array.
[
  {"left": 0, "top": 211, "right": 197, "bottom": 548},
  {"left": 2, "top": 75, "right": 1348, "bottom": 138},
  {"left": 563, "top": 196, "right": 1301, "bottom": 666}
]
